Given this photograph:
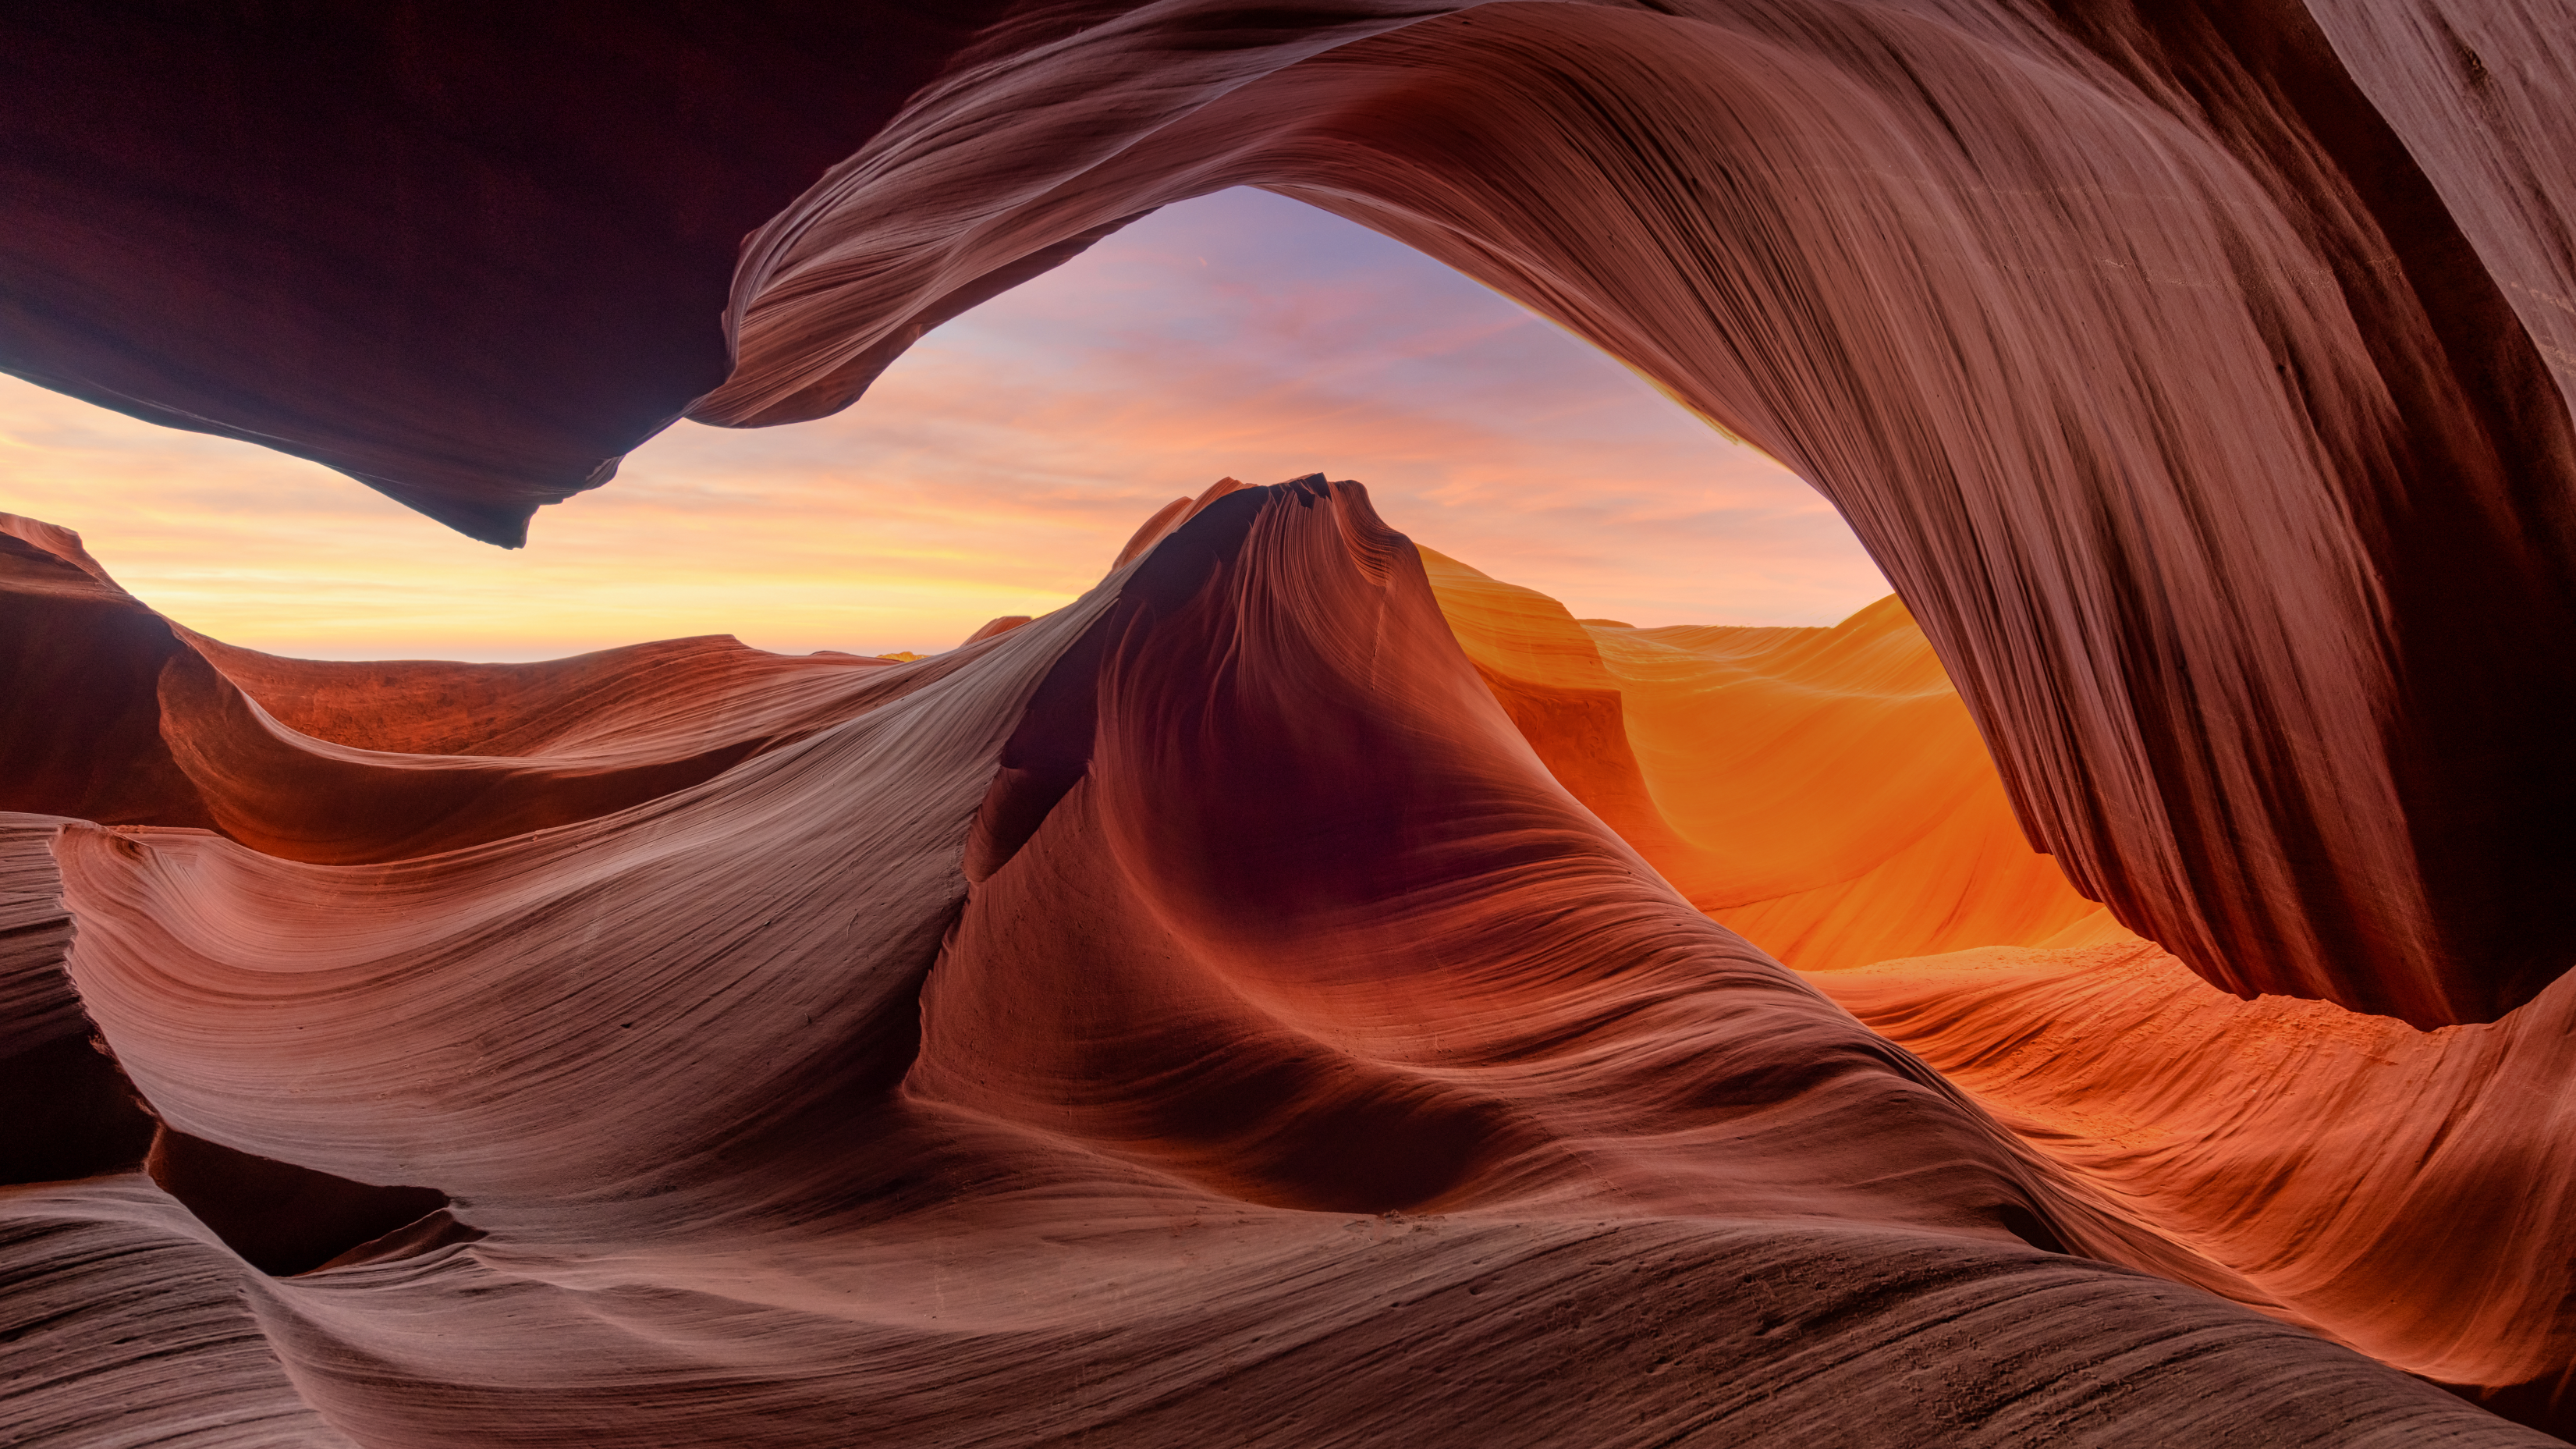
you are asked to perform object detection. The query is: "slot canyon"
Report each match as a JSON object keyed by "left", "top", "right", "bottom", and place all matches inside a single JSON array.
[{"left": 6, "top": 3, "right": 2576, "bottom": 1444}]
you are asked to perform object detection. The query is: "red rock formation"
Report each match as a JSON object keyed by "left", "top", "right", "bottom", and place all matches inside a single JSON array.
[
  {"left": 5, "top": 485, "right": 2562, "bottom": 1444},
  {"left": 0, "top": 513, "right": 963, "bottom": 864},
  {"left": 715, "top": 0, "right": 2576, "bottom": 1027},
  {"left": 1424, "top": 550, "right": 2132, "bottom": 970},
  {"left": 7, "top": 1, "right": 2576, "bottom": 1440},
  {"left": 1819, "top": 941, "right": 2576, "bottom": 1401},
  {"left": 12, "top": 2, "right": 2574, "bottom": 1021},
  {"left": 1426, "top": 545, "right": 2576, "bottom": 1433},
  {"left": 0, "top": 3, "right": 1014, "bottom": 542}
]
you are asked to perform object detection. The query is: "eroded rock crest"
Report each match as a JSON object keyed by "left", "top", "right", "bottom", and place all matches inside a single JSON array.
[{"left": 8, "top": 2, "right": 2576, "bottom": 1440}]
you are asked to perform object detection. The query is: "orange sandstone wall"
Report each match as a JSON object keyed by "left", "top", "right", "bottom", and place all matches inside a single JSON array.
[
  {"left": 4, "top": 490, "right": 2564, "bottom": 1444},
  {"left": 16, "top": 2, "right": 2576, "bottom": 1021},
  {"left": 8, "top": 0, "right": 2576, "bottom": 1438},
  {"left": 1424, "top": 549, "right": 2131, "bottom": 971},
  {"left": 1432, "top": 542, "right": 2576, "bottom": 1414}
]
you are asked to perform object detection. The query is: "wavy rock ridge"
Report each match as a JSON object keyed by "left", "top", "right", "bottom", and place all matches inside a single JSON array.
[
  {"left": 15, "top": 0, "right": 2576, "bottom": 1025},
  {"left": 2, "top": 487, "right": 2567, "bottom": 1444},
  {"left": 1425, "top": 543, "right": 2576, "bottom": 1419},
  {"left": 5, "top": 2, "right": 2576, "bottom": 1441}
]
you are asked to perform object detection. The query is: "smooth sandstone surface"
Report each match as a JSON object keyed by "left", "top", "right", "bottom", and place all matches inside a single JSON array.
[
  {"left": 1423, "top": 549, "right": 2134, "bottom": 971},
  {"left": 2, "top": 487, "right": 2568, "bottom": 1444},
  {"left": 1818, "top": 941, "right": 2576, "bottom": 1398},
  {"left": 1426, "top": 544, "right": 2576, "bottom": 1419},
  {"left": 5, "top": 2, "right": 2576, "bottom": 1442},
  {"left": 12, "top": 2, "right": 2575, "bottom": 1023}
]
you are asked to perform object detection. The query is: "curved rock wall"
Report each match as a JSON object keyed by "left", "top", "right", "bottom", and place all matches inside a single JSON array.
[
  {"left": 7, "top": 2, "right": 2576, "bottom": 1440},
  {"left": 704, "top": 0, "right": 2576, "bottom": 1025},
  {"left": 5, "top": 486, "right": 2566, "bottom": 1444},
  {"left": 14, "top": 2, "right": 2569, "bottom": 1020}
]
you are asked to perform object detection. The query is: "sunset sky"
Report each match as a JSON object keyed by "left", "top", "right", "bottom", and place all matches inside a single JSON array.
[{"left": 1, "top": 187, "right": 1888, "bottom": 661}]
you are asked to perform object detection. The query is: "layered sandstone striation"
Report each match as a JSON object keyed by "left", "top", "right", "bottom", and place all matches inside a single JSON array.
[
  {"left": 6, "top": 1, "right": 2576, "bottom": 1441},
  {"left": 1424, "top": 550, "right": 2134, "bottom": 971},
  {"left": 16, "top": 1, "right": 2574, "bottom": 1023},
  {"left": 2, "top": 489, "right": 2568, "bottom": 1443},
  {"left": 1427, "top": 545, "right": 2576, "bottom": 1425}
]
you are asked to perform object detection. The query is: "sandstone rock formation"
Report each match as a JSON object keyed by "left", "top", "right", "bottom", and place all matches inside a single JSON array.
[
  {"left": 3, "top": 488, "right": 2567, "bottom": 1444},
  {"left": 6, "top": 2, "right": 2576, "bottom": 1442},
  {"left": 16, "top": 0, "right": 2576, "bottom": 1024}
]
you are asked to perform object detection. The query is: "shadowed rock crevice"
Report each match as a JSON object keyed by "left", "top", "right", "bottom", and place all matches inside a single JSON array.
[
  {"left": 144, "top": 1128, "right": 456, "bottom": 1278},
  {"left": 0, "top": 1035, "right": 155, "bottom": 1186}
]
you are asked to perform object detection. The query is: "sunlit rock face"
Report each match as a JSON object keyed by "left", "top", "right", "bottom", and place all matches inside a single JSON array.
[
  {"left": 1425, "top": 541, "right": 2576, "bottom": 1405},
  {"left": 700, "top": 0, "right": 2576, "bottom": 1030},
  {"left": 5, "top": 2, "right": 2576, "bottom": 1444},
  {"left": 15, "top": 2, "right": 2576, "bottom": 1025},
  {"left": 2, "top": 491, "right": 2565, "bottom": 1445}
]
